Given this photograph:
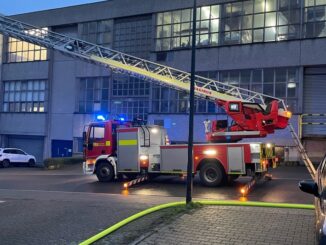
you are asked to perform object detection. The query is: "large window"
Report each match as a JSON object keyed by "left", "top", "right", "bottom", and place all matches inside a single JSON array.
[
  {"left": 151, "top": 85, "right": 216, "bottom": 113},
  {"left": 111, "top": 73, "right": 150, "bottom": 120},
  {"left": 219, "top": 67, "right": 299, "bottom": 112},
  {"left": 79, "top": 20, "right": 113, "bottom": 47},
  {"left": 78, "top": 77, "right": 110, "bottom": 113},
  {"left": 221, "top": 0, "right": 301, "bottom": 44},
  {"left": 113, "top": 16, "right": 152, "bottom": 59},
  {"left": 7, "top": 28, "right": 48, "bottom": 63},
  {"left": 3, "top": 80, "right": 46, "bottom": 112},
  {"left": 156, "top": 5, "right": 220, "bottom": 51},
  {"left": 78, "top": 75, "right": 150, "bottom": 120},
  {"left": 151, "top": 68, "right": 299, "bottom": 114},
  {"left": 304, "top": 0, "right": 326, "bottom": 37},
  {"left": 111, "top": 100, "right": 149, "bottom": 121},
  {"left": 155, "top": 0, "right": 326, "bottom": 50},
  {"left": 112, "top": 74, "right": 150, "bottom": 97}
]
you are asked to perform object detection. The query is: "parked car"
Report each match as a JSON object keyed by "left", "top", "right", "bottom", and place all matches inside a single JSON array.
[
  {"left": 299, "top": 154, "right": 326, "bottom": 245},
  {"left": 0, "top": 148, "right": 36, "bottom": 168}
]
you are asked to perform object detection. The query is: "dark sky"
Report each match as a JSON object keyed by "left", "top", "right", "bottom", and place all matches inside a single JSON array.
[{"left": 0, "top": 0, "right": 105, "bottom": 15}]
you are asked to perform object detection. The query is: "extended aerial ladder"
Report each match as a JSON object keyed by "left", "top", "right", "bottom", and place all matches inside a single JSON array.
[{"left": 0, "top": 15, "right": 316, "bottom": 178}]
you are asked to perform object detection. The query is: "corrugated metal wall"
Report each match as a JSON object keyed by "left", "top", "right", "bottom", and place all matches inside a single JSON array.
[{"left": 303, "top": 67, "right": 326, "bottom": 137}]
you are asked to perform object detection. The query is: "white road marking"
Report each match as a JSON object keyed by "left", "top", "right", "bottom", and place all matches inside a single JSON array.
[{"left": 0, "top": 201, "right": 5, "bottom": 203}]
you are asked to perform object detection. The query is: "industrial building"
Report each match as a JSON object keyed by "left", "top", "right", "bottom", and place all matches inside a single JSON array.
[{"left": 0, "top": 0, "right": 325, "bottom": 163}]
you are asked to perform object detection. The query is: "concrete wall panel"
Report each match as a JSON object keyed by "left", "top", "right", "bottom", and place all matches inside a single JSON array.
[
  {"left": 2, "top": 62, "right": 49, "bottom": 81},
  {"left": 0, "top": 113, "right": 46, "bottom": 135},
  {"left": 50, "top": 114, "right": 74, "bottom": 140},
  {"left": 51, "top": 60, "right": 76, "bottom": 113}
]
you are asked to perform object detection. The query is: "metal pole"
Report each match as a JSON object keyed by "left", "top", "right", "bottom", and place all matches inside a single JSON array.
[{"left": 186, "top": 0, "right": 197, "bottom": 204}]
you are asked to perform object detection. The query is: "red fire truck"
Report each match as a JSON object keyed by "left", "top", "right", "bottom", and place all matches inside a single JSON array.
[
  {"left": 82, "top": 116, "right": 278, "bottom": 187},
  {"left": 82, "top": 97, "right": 290, "bottom": 187}
]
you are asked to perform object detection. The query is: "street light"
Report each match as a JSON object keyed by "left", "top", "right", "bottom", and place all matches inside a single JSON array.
[{"left": 186, "top": 0, "right": 197, "bottom": 204}]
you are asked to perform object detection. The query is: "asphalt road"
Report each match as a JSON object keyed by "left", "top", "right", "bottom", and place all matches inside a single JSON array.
[{"left": 0, "top": 164, "right": 314, "bottom": 245}]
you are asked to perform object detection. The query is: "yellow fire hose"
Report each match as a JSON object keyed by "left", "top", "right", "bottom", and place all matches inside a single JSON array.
[{"left": 79, "top": 200, "right": 314, "bottom": 245}]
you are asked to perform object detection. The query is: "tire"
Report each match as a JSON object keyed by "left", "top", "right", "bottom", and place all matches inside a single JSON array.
[
  {"left": 199, "top": 162, "right": 225, "bottom": 187},
  {"left": 96, "top": 161, "right": 114, "bottom": 182},
  {"left": 2, "top": 159, "right": 10, "bottom": 168},
  {"left": 28, "top": 159, "right": 36, "bottom": 167}
]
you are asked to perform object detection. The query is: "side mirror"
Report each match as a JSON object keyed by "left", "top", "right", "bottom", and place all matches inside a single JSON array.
[
  {"left": 299, "top": 180, "right": 319, "bottom": 198},
  {"left": 87, "top": 142, "right": 93, "bottom": 151}
]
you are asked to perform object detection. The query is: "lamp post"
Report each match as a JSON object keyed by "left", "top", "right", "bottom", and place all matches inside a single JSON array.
[{"left": 186, "top": 0, "right": 197, "bottom": 204}]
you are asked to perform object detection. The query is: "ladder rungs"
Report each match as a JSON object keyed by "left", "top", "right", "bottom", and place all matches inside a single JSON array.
[{"left": 288, "top": 123, "right": 316, "bottom": 178}]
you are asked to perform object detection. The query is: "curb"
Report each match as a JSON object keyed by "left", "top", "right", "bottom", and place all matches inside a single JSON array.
[{"left": 79, "top": 200, "right": 314, "bottom": 245}]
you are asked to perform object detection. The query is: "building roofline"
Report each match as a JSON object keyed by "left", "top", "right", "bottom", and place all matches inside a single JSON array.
[{"left": 9, "top": 1, "right": 108, "bottom": 18}]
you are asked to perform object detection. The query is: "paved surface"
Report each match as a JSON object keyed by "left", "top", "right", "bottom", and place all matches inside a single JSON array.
[
  {"left": 0, "top": 165, "right": 315, "bottom": 245},
  {"left": 136, "top": 206, "right": 316, "bottom": 245},
  {"left": 0, "top": 165, "right": 314, "bottom": 203},
  {"left": 0, "top": 189, "right": 182, "bottom": 245}
]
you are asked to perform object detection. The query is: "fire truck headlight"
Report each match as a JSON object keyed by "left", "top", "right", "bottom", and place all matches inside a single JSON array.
[
  {"left": 86, "top": 159, "right": 96, "bottom": 165},
  {"left": 139, "top": 155, "right": 149, "bottom": 161},
  {"left": 151, "top": 128, "right": 158, "bottom": 134},
  {"left": 286, "top": 111, "right": 292, "bottom": 118},
  {"left": 203, "top": 149, "right": 217, "bottom": 156}
]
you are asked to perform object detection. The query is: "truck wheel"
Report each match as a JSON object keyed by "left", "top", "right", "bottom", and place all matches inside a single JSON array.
[
  {"left": 2, "top": 159, "right": 10, "bottom": 168},
  {"left": 200, "top": 162, "right": 225, "bottom": 187},
  {"left": 96, "top": 162, "right": 114, "bottom": 182}
]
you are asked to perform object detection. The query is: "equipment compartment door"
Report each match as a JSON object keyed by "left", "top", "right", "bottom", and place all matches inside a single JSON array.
[
  {"left": 160, "top": 146, "right": 188, "bottom": 172},
  {"left": 117, "top": 130, "right": 139, "bottom": 172},
  {"left": 227, "top": 147, "right": 245, "bottom": 174}
]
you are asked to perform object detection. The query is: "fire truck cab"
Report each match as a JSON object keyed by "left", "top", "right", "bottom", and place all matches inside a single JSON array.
[{"left": 83, "top": 120, "right": 168, "bottom": 182}]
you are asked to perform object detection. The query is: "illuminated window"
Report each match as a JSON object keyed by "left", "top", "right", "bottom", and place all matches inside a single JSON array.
[
  {"left": 7, "top": 28, "right": 48, "bottom": 63},
  {"left": 304, "top": 0, "right": 326, "bottom": 37},
  {"left": 221, "top": 0, "right": 301, "bottom": 44},
  {"left": 155, "top": 5, "right": 221, "bottom": 51},
  {"left": 3, "top": 80, "right": 46, "bottom": 112},
  {"left": 155, "top": 0, "right": 304, "bottom": 50}
]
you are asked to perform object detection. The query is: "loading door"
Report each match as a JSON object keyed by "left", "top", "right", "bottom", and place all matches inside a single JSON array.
[
  {"left": 8, "top": 136, "right": 44, "bottom": 163},
  {"left": 303, "top": 67, "right": 326, "bottom": 136}
]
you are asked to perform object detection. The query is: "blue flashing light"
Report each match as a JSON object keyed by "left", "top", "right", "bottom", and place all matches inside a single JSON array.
[
  {"left": 96, "top": 115, "right": 106, "bottom": 121},
  {"left": 119, "top": 117, "right": 125, "bottom": 122}
]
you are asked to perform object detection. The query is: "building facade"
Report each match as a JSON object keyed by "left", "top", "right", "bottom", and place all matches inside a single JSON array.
[{"left": 0, "top": 0, "right": 326, "bottom": 163}]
